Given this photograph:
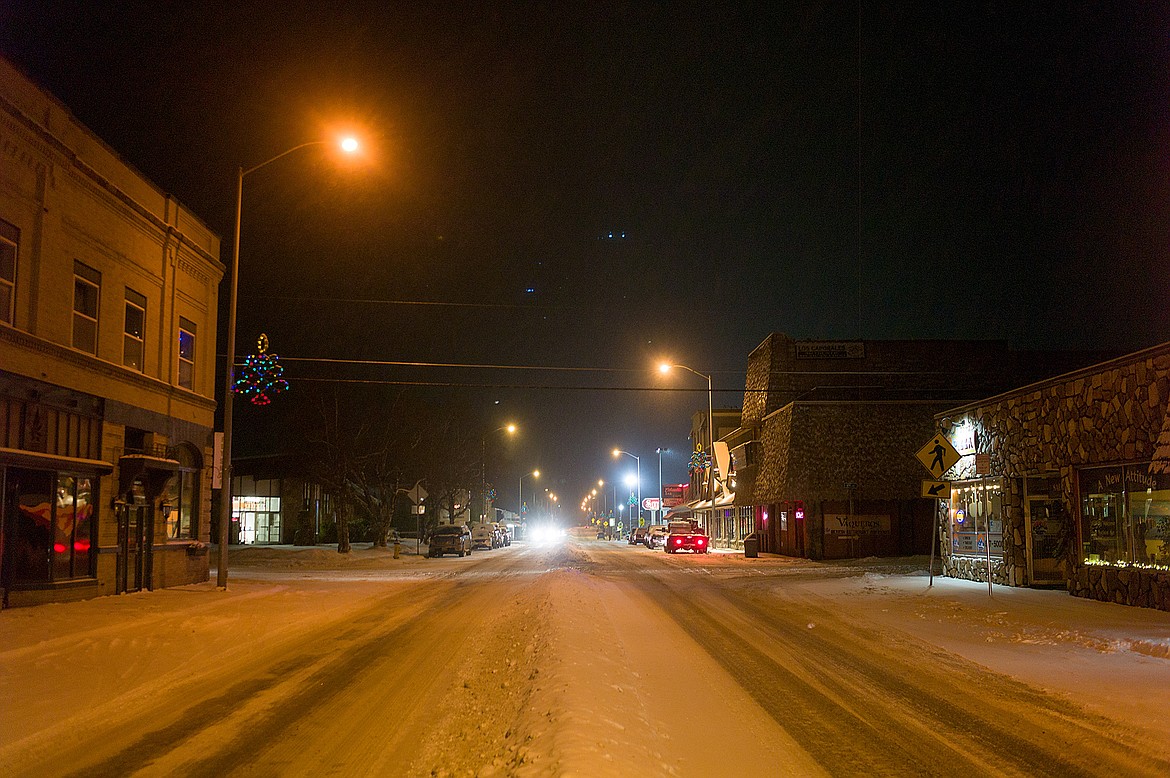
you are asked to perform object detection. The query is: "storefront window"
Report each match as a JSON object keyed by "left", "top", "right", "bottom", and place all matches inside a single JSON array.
[
  {"left": 3, "top": 469, "right": 94, "bottom": 584},
  {"left": 232, "top": 476, "right": 282, "bottom": 544},
  {"left": 53, "top": 475, "right": 93, "bottom": 579},
  {"left": 162, "top": 446, "right": 200, "bottom": 540},
  {"left": 949, "top": 478, "right": 1003, "bottom": 557},
  {"left": 1080, "top": 466, "right": 1170, "bottom": 567}
]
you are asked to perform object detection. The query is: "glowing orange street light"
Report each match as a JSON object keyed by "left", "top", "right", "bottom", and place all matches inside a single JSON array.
[{"left": 218, "top": 135, "right": 364, "bottom": 589}]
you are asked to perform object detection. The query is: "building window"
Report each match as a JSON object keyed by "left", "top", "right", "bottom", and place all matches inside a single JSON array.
[
  {"left": 163, "top": 445, "right": 201, "bottom": 540},
  {"left": 0, "top": 218, "right": 17, "bottom": 325},
  {"left": 123, "top": 288, "right": 146, "bottom": 371},
  {"left": 1080, "top": 466, "right": 1170, "bottom": 567},
  {"left": 3, "top": 468, "right": 96, "bottom": 584},
  {"left": 72, "top": 261, "right": 101, "bottom": 353},
  {"left": 949, "top": 478, "right": 1004, "bottom": 557},
  {"left": 232, "top": 476, "right": 283, "bottom": 544},
  {"left": 178, "top": 317, "right": 196, "bottom": 389}
]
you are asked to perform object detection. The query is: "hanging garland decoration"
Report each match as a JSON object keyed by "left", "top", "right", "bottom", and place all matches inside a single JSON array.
[
  {"left": 233, "top": 333, "right": 289, "bottom": 406},
  {"left": 487, "top": 487, "right": 497, "bottom": 503}
]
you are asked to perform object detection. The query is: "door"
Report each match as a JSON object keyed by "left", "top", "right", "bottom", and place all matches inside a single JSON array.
[
  {"left": 1025, "top": 476, "right": 1065, "bottom": 585},
  {"left": 117, "top": 503, "right": 149, "bottom": 593}
]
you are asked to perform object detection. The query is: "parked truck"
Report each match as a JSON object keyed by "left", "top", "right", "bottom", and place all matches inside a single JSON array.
[{"left": 665, "top": 519, "right": 709, "bottom": 554}]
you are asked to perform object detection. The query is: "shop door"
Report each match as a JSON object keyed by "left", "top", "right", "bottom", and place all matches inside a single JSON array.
[
  {"left": 117, "top": 504, "right": 149, "bottom": 593},
  {"left": 1026, "top": 488, "right": 1065, "bottom": 585}
]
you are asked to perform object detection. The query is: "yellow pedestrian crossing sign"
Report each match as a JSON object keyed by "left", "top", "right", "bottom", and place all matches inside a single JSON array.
[{"left": 916, "top": 434, "right": 961, "bottom": 477}]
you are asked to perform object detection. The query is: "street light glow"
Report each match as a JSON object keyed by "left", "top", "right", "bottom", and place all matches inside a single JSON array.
[
  {"left": 340, "top": 136, "right": 359, "bottom": 153},
  {"left": 658, "top": 362, "right": 672, "bottom": 374},
  {"left": 506, "top": 423, "right": 517, "bottom": 434},
  {"left": 612, "top": 448, "right": 621, "bottom": 458}
]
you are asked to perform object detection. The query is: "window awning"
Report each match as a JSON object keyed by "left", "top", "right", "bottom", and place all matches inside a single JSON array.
[
  {"left": 692, "top": 492, "right": 736, "bottom": 510},
  {"left": 0, "top": 447, "right": 114, "bottom": 474}
]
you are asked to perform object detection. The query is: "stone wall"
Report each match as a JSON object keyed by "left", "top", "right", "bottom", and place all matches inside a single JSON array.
[
  {"left": 942, "top": 554, "right": 1008, "bottom": 585},
  {"left": 939, "top": 345, "right": 1170, "bottom": 610},
  {"left": 1069, "top": 565, "right": 1170, "bottom": 610}
]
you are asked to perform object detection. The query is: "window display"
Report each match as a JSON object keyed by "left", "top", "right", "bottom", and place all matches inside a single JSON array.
[
  {"left": 949, "top": 478, "right": 1003, "bottom": 557},
  {"left": 1080, "top": 466, "right": 1170, "bottom": 567}
]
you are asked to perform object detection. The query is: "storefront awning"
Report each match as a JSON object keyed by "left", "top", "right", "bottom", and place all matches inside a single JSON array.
[
  {"left": 693, "top": 492, "right": 736, "bottom": 510},
  {"left": 0, "top": 447, "right": 114, "bottom": 473}
]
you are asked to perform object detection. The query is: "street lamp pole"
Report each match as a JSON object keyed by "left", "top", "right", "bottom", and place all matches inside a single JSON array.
[
  {"left": 659, "top": 363, "right": 715, "bottom": 535},
  {"left": 217, "top": 138, "right": 358, "bottom": 589},
  {"left": 481, "top": 424, "right": 516, "bottom": 523},
  {"left": 519, "top": 469, "right": 539, "bottom": 525},
  {"left": 656, "top": 447, "right": 666, "bottom": 522},
  {"left": 613, "top": 448, "right": 641, "bottom": 531}
]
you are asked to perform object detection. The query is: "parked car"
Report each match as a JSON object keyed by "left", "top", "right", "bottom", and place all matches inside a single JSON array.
[
  {"left": 493, "top": 521, "right": 512, "bottom": 546},
  {"left": 428, "top": 524, "right": 472, "bottom": 558},
  {"left": 471, "top": 523, "right": 496, "bottom": 549},
  {"left": 629, "top": 526, "right": 649, "bottom": 545},
  {"left": 645, "top": 525, "right": 668, "bottom": 548}
]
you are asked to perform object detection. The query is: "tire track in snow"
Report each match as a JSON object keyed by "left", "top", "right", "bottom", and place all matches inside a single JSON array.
[{"left": 644, "top": 569, "right": 1170, "bottom": 777}]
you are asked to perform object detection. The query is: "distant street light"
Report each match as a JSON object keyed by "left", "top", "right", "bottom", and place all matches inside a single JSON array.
[
  {"left": 482, "top": 423, "right": 517, "bottom": 521},
  {"left": 217, "top": 134, "right": 362, "bottom": 589},
  {"left": 658, "top": 362, "right": 714, "bottom": 533},
  {"left": 519, "top": 469, "right": 539, "bottom": 522},
  {"left": 613, "top": 448, "right": 640, "bottom": 531}
]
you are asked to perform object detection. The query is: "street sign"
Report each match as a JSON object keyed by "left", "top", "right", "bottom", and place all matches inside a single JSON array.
[
  {"left": 407, "top": 483, "right": 428, "bottom": 504},
  {"left": 642, "top": 497, "right": 661, "bottom": 512},
  {"left": 975, "top": 453, "right": 990, "bottom": 476},
  {"left": 916, "top": 434, "right": 961, "bottom": 478},
  {"left": 921, "top": 480, "right": 949, "bottom": 499}
]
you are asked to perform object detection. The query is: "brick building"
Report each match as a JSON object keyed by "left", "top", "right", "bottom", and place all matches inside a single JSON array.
[{"left": 0, "top": 57, "right": 223, "bottom": 607}]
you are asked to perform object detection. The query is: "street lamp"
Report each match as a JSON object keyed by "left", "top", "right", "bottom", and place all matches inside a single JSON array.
[
  {"left": 656, "top": 447, "right": 668, "bottom": 522},
  {"left": 482, "top": 423, "right": 517, "bottom": 521},
  {"left": 217, "top": 135, "right": 362, "bottom": 588},
  {"left": 519, "top": 469, "right": 539, "bottom": 522},
  {"left": 613, "top": 448, "right": 640, "bottom": 532},
  {"left": 658, "top": 362, "right": 715, "bottom": 535}
]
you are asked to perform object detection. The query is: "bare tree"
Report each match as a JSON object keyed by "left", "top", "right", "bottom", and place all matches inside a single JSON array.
[
  {"left": 417, "top": 401, "right": 481, "bottom": 530},
  {"left": 305, "top": 390, "right": 366, "bottom": 554}
]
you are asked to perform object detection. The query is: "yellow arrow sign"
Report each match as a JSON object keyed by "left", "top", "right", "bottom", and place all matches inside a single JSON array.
[
  {"left": 921, "top": 480, "right": 950, "bottom": 499},
  {"left": 916, "top": 434, "right": 961, "bottom": 478}
]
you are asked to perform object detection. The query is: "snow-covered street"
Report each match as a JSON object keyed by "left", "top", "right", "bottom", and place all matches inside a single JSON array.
[{"left": 2, "top": 538, "right": 1168, "bottom": 777}]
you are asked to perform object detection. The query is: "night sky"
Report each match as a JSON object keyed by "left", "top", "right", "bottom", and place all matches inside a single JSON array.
[{"left": 4, "top": 2, "right": 1170, "bottom": 511}]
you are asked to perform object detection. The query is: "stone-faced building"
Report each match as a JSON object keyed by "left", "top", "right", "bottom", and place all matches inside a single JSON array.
[
  {"left": 936, "top": 342, "right": 1170, "bottom": 611},
  {"left": 729, "top": 333, "right": 1110, "bottom": 559},
  {"left": 0, "top": 57, "right": 223, "bottom": 607}
]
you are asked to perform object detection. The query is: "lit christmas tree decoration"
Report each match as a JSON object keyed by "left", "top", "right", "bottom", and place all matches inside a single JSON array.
[
  {"left": 689, "top": 445, "right": 709, "bottom": 474},
  {"left": 233, "top": 333, "right": 289, "bottom": 406}
]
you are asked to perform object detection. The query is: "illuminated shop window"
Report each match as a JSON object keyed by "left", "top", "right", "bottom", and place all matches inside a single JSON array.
[
  {"left": 1080, "top": 466, "right": 1170, "bottom": 567},
  {"left": 949, "top": 479, "right": 1003, "bottom": 557},
  {"left": 162, "top": 446, "right": 201, "bottom": 540}
]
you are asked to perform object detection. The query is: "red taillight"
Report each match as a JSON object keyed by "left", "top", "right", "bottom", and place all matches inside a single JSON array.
[
  {"left": 696, "top": 538, "right": 706, "bottom": 546},
  {"left": 74, "top": 540, "right": 91, "bottom": 551},
  {"left": 674, "top": 538, "right": 683, "bottom": 545},
  {"left": 53, "top": 542, "right": 67, "bottom": 553}
]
